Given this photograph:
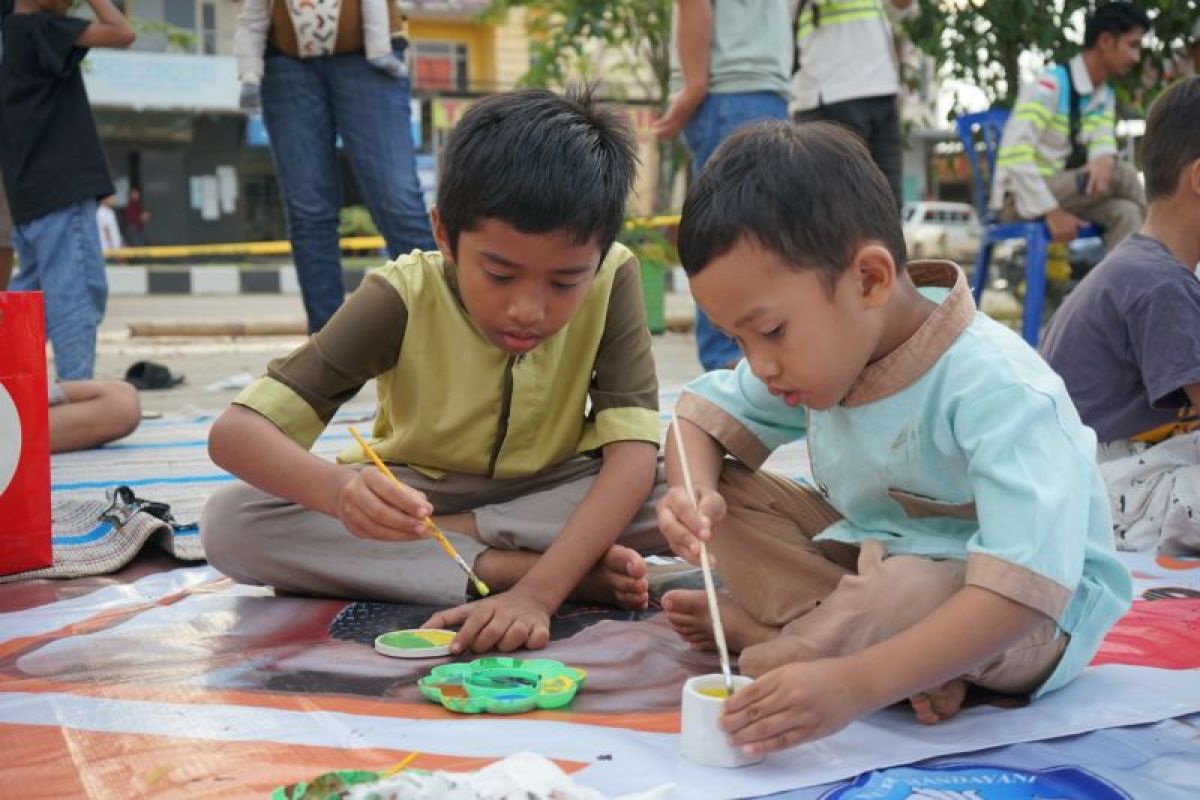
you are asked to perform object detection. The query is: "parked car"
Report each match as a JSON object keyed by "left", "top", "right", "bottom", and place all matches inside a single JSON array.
[{"left": 902, "top": 201, "right": 982, "bottom": 262}]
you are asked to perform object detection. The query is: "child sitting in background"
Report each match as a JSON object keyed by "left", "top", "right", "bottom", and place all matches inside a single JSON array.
[
  {"left": 202, "top": 88, "right": 666, "bottom": 657},
  {"left": 1041, "top": 77, "right": 1200, "bottom": 555},
  {"left": 234, "top": 0, "right": 407, "bottom": 110},
  {"left": 50, "top": 380, "right": 141, "bottom": 453},
  {"left": 656, "top": 120, "right": 1130, "bottom": 755}
]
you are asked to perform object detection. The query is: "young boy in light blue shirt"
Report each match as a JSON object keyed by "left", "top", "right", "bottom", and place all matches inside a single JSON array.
[{"left": 655, "top": 121, "right": 1131, "bottom": 755}]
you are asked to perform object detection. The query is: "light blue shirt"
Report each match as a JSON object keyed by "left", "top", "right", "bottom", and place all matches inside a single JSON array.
[{"left": 682, "top": 269, "right": 1131, "bottom": 696}]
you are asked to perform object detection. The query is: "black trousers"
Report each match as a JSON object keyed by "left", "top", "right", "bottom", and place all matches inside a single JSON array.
[{"left": 795, "top": 93, "right": 903, "bottom": 207}]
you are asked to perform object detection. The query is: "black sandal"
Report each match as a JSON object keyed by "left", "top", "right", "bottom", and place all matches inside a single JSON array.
[{"left": 124, "top": 360, "right": 185, "bottom": 391}]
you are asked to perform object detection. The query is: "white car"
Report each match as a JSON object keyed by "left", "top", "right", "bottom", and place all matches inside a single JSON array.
[{"left": 902, "top": 201, "right": 982, "bottom": 262}]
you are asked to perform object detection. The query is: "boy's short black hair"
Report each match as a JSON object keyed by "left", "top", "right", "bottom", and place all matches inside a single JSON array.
[
  {"left": 1084, "top": 2, "right": 1151, "bottom": 48},
  {"left": 678, "top": 121, "right": 906, "bottom": 285},
  {"left": 1142, "top": 76, "right": 1200, "bottom": 202},
  {"left": 436, "top": 86, "right": 638, "bottom": 258}
]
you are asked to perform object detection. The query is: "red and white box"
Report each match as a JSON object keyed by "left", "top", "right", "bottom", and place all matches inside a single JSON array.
[{"left": 0, "top": 291, "right": 52, "bottom": 575}]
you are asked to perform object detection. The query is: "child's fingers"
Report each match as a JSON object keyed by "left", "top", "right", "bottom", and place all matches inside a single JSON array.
[
  {"left": 524, "top": 622, "right": 551, "bottom": 651},
  {"left": 422, "top": 604, "right": 468, "bottom": 631},
  {"left": 452, "top": 605, "right": 497, "bottom": 654},
  {"left": 363, "top": 468, "right": 433, "bottom": 519},
  {"left": 347, "top": 486, "right": 426, "bottom": 538},
  {"left": 656, "top": 506, "right": 702, "bottom": 563},
  {"left": 495, "top": 618, "right": 534, "bottom": 653},
  {"left": 470, "top": 613, "right": 516, "bottom": 654},
  {"left": 730, "top": 709, "right": 814, "bottom": 755}
]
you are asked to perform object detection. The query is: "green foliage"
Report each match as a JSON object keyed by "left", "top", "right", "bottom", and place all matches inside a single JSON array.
[
  {"left": 338, "top": 206, "right": 380, "bottom": 237},
  {"left": 484, "top": 0, "right": 673, "bottom": 100},
  {"left": 483, "top": 0, "right": 687, "bottom": 212},
  {"left": 906, "top": 1, "right": 1199, "bottom": 115},
  {"left": 619, "top": 223, "right": 678, "bottom": 270},
  {"left": 131, "top": 19, "right": 199, "bottom": 52}
]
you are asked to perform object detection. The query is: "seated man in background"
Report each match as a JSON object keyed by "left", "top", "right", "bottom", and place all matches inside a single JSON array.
[
  {"left": 991, "top": 2, "right": 1149, "bottom": 251},
  {"left": 1041, "top": 77, "right": 1200, "bottom": 555}
]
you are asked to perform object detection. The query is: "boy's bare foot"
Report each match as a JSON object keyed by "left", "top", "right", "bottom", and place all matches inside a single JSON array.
[
  {"left": 473, "top": 544, "right": 649, "bottom": 610},
  {"left": 909, "top": 679, "right": 969, "bottom": 725},
  {"left": 661, "top": 589, "right": 777, "bottom": 652},
  {"left": 571, "top": 544, "right": 650, "bottom": 610}
]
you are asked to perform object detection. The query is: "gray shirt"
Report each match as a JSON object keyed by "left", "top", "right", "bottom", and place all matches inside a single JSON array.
[
  {"left": 1041, "top": 234, "right": 1200, "bottom": 444},
  {"left": 668, "top": 0, "right": 792, "bottom": 97}
]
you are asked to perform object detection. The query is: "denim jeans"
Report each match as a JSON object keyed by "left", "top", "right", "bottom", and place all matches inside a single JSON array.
[
  {"left": 261, "top": 40, "right": 435, "bottom": 333},
  {"left": 683, "top": 91, "right": 788, "bottom": 371},
  {"left": 10, "top": 199, "right": 106, "bottom": 380}
]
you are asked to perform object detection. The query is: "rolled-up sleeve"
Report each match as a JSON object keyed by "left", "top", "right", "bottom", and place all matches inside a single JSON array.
[
  {"left": 234, "top": 273, "right": 407, "bottom": 449},
  {"left": 578, "top": 256, "right": 661, "bottom": 451},
  {"left": 677, "top": 362, "right": 807, "bottom": 469}
]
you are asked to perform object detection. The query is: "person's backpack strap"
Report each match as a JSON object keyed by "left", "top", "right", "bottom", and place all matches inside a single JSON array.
[
  {"left": 1062, "top": 62, "right": 1088, "bottom": 170},
  {"left": 792, "top": 0, "right": 813, "bottom": 75}
]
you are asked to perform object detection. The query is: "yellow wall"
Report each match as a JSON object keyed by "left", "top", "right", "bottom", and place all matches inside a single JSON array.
[
  {"left": 407, "top": 9, "right": 528, "bottom": 92},
  {"left": 408, "top": 19, "right": 494, "bottom": 90}
]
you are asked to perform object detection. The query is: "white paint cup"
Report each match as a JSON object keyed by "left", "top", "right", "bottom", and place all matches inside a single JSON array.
[{"left": 680, "top": 674, "right": 762, "bottom": 768}]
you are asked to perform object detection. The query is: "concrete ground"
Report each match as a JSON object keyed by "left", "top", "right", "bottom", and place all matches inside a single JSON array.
[{"left": 95, "top": 290, "right": 706, "bottom": 415}]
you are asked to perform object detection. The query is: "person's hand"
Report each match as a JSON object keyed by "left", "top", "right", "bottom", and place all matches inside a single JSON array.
[
  {"left": 239, "top": 82, "right": 262, "bottom": 112},
  {"left": 424, "top": 589, "right": 552, "bottom": 654},
  {"left": 656, "top": 484, "right": 726, "bottom": 564},
  {"left": 368, "top": 53, "right": 407, "bottom": 80},
  {"left": 1044, "top": 207, "right": 1086, "bottom": 243},
  {"left": 654, "top": 86, "right": 706, "bottom": 141},
  {"left": 720, "top": 658, "right": 868, "bottom": 756},
  {"left": 1084, "top": 154, "right": 1116, "bottom": 197},
  {"left": 335, "top": 467, "right": 433, "bottom": 541}
]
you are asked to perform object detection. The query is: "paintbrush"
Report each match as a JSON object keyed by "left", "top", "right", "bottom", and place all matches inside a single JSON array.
[
  {"left": 348, "top": 427, "right": 491, "bottom": 597},
  {"left": 380, "top": 751, "right": 421, "bottom": 777},
  {"left": 670, "top": 410, "right": 735, "bottom": 697}
]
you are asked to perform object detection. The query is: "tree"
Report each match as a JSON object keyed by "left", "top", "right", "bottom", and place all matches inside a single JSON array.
[
  {"left": 907, "top": 0, "right": 1200, "bottom": 114},
  {"left": 484, "top": 0, "right": 686, "bottom": 212}
]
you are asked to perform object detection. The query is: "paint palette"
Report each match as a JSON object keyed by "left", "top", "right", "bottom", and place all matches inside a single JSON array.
[
  {"left": 374, "top": 628, "right": 456, "bottom": 659},
  {"left": 418, "top": 657, "right": 586, "bottom": 714}
]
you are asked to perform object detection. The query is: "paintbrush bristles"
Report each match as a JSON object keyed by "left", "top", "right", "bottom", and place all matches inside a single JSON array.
[
  {"left": 670, "top": 411, "right": 736, "bottom": 695},
  {"left": 347, "top": 427, "right": 491, "bottom": 597}
]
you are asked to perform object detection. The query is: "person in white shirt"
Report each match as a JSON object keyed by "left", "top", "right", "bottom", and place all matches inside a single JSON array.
[
  {"left": 791, "top": 0, "right": 917, "bottom": 206},
  {"left": 95, "top": 194, "right": 122, "bottom": 252}
]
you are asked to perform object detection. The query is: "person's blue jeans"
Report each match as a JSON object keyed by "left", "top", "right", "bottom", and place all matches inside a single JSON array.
[
  {"left": 10, "top": 199, "right": 106, "bottom": 380},
  {"left": 261, "top": 40, "right": 435, "bottom": 333},
  {"left": 682, "top": 91, "right": 788, "bottom": 371}
]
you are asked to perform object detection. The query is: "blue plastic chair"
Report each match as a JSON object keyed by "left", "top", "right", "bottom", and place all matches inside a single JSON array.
[{"left": 955, "top": 109, "right": 1101, "bottom": 345}]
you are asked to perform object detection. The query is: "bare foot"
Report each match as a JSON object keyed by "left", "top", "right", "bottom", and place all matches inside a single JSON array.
[
  {"left": 909, "top": 679, "right": 969, "bottom": 725},
  {"left": 661, "top": 589, "right": 777, "bottom": 652},
  {"left": 571, "top": 544, "right": 650, "bottom": 610}
]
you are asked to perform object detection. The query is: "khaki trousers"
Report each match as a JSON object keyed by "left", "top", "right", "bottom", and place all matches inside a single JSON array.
[
  {"left": 710, "top": 464, "right": 1067, "bottom": 695},
  {"left": 200, "top": 458, "right": 668, "bottom": 606},
  {"left": 1004, "top": 161, "right": 1145, "bottom": 251}
]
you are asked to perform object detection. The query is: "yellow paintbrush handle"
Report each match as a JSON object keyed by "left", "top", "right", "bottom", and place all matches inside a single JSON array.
[{"left": 348, "top": 427, "right": 491, "bottom": 597}]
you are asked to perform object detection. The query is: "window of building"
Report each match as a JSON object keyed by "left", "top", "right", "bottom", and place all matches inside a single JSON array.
[
  {"left": 411, "top": 41, "right": 470, "bottom": 93},
  {"left": 201, "top": 1, "right": 217, "bottom": 55}
]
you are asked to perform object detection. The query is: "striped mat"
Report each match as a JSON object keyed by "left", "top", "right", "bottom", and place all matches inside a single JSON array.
[{"left": 9, "top": 388, "right": 811, "bottom": 582}]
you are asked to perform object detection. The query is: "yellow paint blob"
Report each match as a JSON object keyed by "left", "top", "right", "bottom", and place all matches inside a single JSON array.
[{"left": 697, "top": 687, "right": 729, "bottom": 699}]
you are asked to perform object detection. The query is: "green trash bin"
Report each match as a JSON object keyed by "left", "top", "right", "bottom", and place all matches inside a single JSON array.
[{"left": 640, "top": 259, "right": 666, "bottom": 335}]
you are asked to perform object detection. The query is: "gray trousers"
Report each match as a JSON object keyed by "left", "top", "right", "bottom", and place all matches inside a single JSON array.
[
  {"left": 200, "top": 458, "right": 668, "bottom": 606},
  {"left": 1004, "top": 162, "right": 1145, "bottom": 251}
]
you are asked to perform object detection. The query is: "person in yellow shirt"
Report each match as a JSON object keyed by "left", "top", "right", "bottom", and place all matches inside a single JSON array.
[{"left": 201, "top": 88, "right": 667, "bottom": 656}]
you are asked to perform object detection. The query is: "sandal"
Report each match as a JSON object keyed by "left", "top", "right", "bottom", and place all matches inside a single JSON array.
[{"left": 124, "top": 360, "right": 186, "bottom": 391}]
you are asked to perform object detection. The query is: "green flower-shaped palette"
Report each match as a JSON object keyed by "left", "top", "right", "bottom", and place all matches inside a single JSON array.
[{"left": 418, "top": 656, "right": 586, "bottom": 714}]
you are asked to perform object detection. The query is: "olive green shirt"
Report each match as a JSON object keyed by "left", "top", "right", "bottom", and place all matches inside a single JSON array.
[{"left": 234, "top": 245, "right": 660, "bottom": 479}]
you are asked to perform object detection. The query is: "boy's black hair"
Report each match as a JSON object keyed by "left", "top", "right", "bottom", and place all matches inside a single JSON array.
[
  {"left": 678, "top": 120, "right": 906, "bottom": 285},
  {"left": 1084, "top": 3, "right": 1151, "bottom": 49},
  {"left": 436, "top": 86, "right": 638, "bottom": 258},
  {"left": 1142, "top": 76, "right": 1200, "bottom": 202}
]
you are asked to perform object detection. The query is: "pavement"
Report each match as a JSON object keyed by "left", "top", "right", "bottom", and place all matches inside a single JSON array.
[{"left": 95, "top": 290, "right": 707, "bottom": 415}]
